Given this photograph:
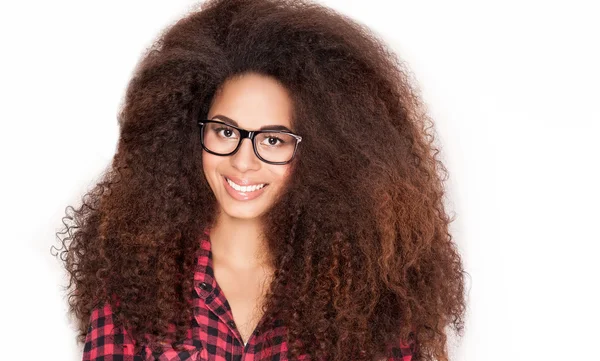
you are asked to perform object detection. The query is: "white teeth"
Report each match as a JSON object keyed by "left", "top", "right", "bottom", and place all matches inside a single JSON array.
[{"left": 226, "top": 177, "right": 266, "bottom": 192}]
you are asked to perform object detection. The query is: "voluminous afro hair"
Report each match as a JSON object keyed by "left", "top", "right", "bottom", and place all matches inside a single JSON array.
[{"left": 54, "top": 0, "right": 468, "bottom": 360}]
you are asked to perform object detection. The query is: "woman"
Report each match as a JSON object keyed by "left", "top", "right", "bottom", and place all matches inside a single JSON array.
[{"left": 55, "top": 0, "right": 467, "bottom": 360}]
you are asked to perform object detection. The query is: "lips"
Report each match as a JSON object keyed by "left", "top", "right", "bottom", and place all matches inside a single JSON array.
[
  {"left": 222, "top": 175, "right": 269, "bottom": 201},
  {"left": 225, "top": 177, "right": 268, "bottom": 192},
  {"left": 223, "top": 174, "right": 269, "bottom": 187}
]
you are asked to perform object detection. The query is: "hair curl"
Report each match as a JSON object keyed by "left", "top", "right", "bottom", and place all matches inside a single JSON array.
[{"left": 53, "top": 0, "right": 468, "bottom": 360}]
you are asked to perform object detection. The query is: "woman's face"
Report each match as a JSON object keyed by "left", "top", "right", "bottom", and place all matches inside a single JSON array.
[{"left": 203, "top": 72, "right": 294, "bottom": 221}]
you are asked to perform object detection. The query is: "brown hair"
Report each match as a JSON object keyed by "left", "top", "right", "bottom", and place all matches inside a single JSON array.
[{"left": 53, "top": 0, "right": 468, "bottom": 360}]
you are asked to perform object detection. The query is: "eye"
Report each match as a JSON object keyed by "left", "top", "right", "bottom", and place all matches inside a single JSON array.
[
  {"left": 262, "top": 136, "right": 285, "bottom": 146},
  {"left": 214, "top": 126, "right": 237, "bottom": 139}
]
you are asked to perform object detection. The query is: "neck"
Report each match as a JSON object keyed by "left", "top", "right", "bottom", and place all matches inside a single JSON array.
[{"left": 209, "top": 211, "right": 273, "bottom": 271}]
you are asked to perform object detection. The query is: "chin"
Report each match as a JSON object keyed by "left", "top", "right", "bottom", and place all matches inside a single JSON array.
[
  {"left": 220, "top": 203, "right": 268, "bottom": 221},
  {"left": 223, "top": 210, "right": 265, "bottom": 221}
]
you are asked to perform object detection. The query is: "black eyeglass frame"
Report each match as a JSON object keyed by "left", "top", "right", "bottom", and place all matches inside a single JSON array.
[{"left": 198, "top": 119, "right": 303, "bottom": 165}]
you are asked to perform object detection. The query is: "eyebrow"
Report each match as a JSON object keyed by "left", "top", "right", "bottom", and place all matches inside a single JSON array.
[{"left": 211, "top": 114, "right": 294, "bottom": 133}]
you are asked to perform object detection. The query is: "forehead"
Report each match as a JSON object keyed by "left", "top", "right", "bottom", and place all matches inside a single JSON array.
[{"left": 207, "top": 73, "right": 293, "bottom": 131}]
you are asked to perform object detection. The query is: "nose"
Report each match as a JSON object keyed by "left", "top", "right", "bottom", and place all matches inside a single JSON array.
[{"left": 230, "top": 138, "right": 261, "bottom": 172}]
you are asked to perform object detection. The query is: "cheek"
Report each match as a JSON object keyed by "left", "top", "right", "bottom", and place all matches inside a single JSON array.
[
  {"left": 202, "top": 152, "right": 219, "bottom": 181},
  {"left": 270, "top": 164, "right": 291, "bottom": 184}
]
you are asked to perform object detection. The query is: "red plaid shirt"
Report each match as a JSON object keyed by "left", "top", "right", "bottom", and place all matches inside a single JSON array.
[{"left": 82, "top": 232, "right": 413, "bottom": 360}]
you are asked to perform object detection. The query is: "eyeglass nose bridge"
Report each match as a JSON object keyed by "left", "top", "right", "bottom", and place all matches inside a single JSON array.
[{"left": 229, "top": 128, "right": 259, "bottom": 156}]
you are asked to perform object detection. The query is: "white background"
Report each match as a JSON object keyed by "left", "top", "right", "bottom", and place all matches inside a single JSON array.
[{"left": 1, "top": 1, "right": 598, "bottom": 360}]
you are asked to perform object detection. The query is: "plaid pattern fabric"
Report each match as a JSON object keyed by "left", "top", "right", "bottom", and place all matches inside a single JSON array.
[{"left": 82, "top": 230, "right": 413, "bottom": 360}]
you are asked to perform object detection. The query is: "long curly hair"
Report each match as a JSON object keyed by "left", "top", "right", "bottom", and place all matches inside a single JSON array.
[{"left": 53, "top": 0, "right": 468, "bottom": 360}]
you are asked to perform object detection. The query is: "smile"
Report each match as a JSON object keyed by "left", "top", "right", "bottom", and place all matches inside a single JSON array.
[{"left": 225, "top": 177, "right": 268, "bottom": 193}]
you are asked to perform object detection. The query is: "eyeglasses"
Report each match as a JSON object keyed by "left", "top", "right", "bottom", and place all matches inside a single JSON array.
[{"left": 197, "top": 119, "right": 303, "bottom": 165}]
